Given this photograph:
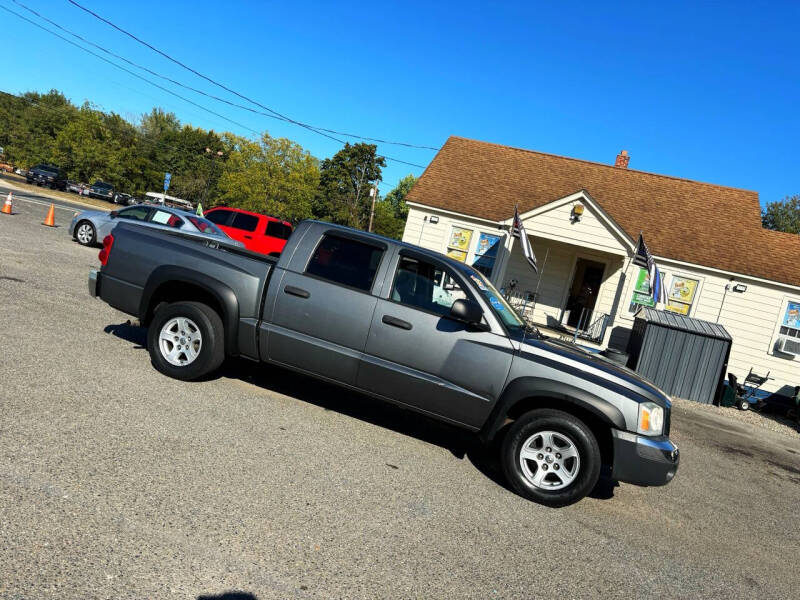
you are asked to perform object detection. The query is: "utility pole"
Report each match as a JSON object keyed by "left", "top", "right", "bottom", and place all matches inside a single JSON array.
[
  {"left": 367, "top": 183, "right": 379, "bottom": 232},
  {"left": 203, "top": 147, "right": 223, "bottom": 204}
]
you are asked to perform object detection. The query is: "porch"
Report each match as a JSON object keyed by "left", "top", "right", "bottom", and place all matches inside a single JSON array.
[{"left": 497, "top": 237, "right": 627, "bottom": 346}]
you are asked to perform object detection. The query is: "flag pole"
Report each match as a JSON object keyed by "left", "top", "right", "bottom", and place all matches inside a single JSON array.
[{"left": 529, "top": 246, "right": 549, "bottom": 314}]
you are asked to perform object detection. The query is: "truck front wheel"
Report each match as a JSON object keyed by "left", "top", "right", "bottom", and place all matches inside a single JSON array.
[
  {"left": 501, "top": 408, "right": 601, "bottom": 507},
  {"left": 147, "top": 301, "right": 225, "bottom": 381}
]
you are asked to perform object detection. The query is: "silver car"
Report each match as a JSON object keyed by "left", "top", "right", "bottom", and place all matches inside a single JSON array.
[{"left": 69, "top": 204, "right": 242, "bottom": 247}]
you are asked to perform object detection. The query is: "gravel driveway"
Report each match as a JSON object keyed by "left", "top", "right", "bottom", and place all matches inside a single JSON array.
[{"left": 1, "top": 202, "right": 799, "bottom": 599}]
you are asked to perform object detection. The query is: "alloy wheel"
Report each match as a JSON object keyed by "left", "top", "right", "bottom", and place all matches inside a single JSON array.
[{"left": 519, "top": 430, "right": 581, "bottom": 490}]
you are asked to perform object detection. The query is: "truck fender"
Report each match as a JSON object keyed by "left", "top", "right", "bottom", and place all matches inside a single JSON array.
[
  {"left": 140, "top": 265, "right": 240, "bottom": 356},
  {"left": 480, "top": 377, "right": 626, "bottom": 442}
]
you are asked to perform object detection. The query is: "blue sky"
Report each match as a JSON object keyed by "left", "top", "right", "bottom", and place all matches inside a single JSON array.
[{"left": 2, "top": 1, "right": 798, "bottom": 204}]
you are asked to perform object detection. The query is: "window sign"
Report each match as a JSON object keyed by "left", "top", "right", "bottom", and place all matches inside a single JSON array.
[
  {"left": 780, "top": 300, "right": 800, "bottom": 338},
  {"left": 630, "top": 268, "right": 656, "bottom": 309},
  {"left": 472, "top": 232, "right": 503, "bottom": 277},
  {"left": 446, "top": 226, "right": 473, "bottom": 263},
  {"left": 664, "top": 275, "right": 699, "bottom": 315}
]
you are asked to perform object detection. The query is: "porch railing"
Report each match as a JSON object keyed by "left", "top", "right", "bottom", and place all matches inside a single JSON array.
[
  {"left": 502, "top": 288, "right": 609, "bottom": 344},
  {"left": 503, "top": 288, "right": 537, "bottom": 322},
  {"left": 562, "top": 308, "right": 610, "bottom": 344}
]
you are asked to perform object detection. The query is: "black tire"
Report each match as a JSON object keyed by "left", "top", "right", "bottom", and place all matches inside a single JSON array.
[
  {"left": 73, "top": 220, "right": 96, "bottom": 246},
  {"left": 501, "top": 408, "right": 601, "bottom": 507},
  {"left": 147, "top": 301, "right": 225, "bottom": 381},
  {"left": 737, "top": 398, "right": 750, "bottom": 411}
]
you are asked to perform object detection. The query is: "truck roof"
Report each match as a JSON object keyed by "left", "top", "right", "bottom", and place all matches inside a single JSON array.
[{"left": 300, "top": 219, "right": 485, "bottom": 274}]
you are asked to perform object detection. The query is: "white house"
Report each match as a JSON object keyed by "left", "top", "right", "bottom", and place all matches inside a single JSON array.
[{"left": 402, "top": 136, "right": 800, "bottom": 397}]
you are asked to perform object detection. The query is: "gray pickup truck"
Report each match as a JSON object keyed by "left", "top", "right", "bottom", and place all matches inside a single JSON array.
[{"left": 89, "top": 220, "right": 679, "bottom": 506}]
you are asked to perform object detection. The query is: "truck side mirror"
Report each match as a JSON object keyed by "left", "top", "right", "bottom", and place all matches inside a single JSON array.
[
  {"left": 109, "top": 210, "right": 118, "bottom": 218},
  {"left": 450, "top": 299, "right": 483, "bottom": 325}
]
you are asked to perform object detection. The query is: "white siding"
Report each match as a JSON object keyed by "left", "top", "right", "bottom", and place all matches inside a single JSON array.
[
  {"left": 402, "top": 206, "right": 508, "bottom": 284},
  {"left": 523, "top": 200, "right": 628, "bottom": 256}
]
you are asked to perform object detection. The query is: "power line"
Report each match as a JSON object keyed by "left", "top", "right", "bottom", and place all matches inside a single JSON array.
[
  {"left": 66, "top": 0, "right": 439, "bottom": 153},
  {"left": 0, "top": 4, "right": 263, "bottom": 138},
  {"left": 11, "top": 0, "right": 292, "bottom": 126},
  {"left": 4, "top": 1, "right": 429, "bottom": 170}
]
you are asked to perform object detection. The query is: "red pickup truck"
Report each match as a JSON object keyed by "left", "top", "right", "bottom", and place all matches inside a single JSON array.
[{"left": 204, "top": 207, "right": 293, "bottom": 256}]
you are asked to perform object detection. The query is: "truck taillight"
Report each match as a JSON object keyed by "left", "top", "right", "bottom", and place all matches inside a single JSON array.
[{"left": 98, "top": 234, "right": 114, "bottom": 266}]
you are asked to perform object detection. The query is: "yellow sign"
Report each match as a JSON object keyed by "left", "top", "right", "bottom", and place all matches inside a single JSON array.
[
  {"left": 448, "top": 227, "right": 473, "bottom": 252},
  {"left": 668, "top": 276, "right": 698, "bottom": 304},
  {"left": 665, "top": 300, "right": 691, "bottom": 315},
  {"left": 447, "top": 249, "right": 468, "bottom": 263}
]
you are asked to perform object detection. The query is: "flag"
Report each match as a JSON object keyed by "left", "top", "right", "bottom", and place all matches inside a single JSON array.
[
  {"left": 511, "top": 205, "right": 537, "bottom": 272},
  {"left": 632, "top": 233, "right": 665, "bottom": 304},
  {"left": 196, "top": 202, "right": 204, "bottom": 217}
]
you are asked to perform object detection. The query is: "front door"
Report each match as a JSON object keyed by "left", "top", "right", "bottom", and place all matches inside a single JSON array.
[
  {"left": 357, "top": 252, "right": 514, "bottom": 429},
  {"left": 564, "top": 258, "right": 605, "bottom": 328}
]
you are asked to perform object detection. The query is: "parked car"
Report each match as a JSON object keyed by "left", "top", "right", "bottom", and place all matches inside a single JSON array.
[
  {"left": 88, "top": 220, "right": 679, "bottom": 507},
  {"left": 87, "top": 180, "right": 115, "bottom": 201},
  {"left": 69, "top": 204, "right": 242, "bottom": 248},
  {"left": 0, "top": 160, "right": 14, "bottom": 173},
  {"left": 15, "top": 167, "right": 27, "bottom": 176},
  {"left": 143, "top": 192, "right": 194, "bottom": 211},
  {"left": 26, "top": 164, "right": 67, "bottom": 190},
  {"left": 66, "top": 180, "right": 84, "bottom": 194},
  {"left": 113, "top": 192, "right": 132, "bottom": 205},
  {"left": 204, "top": 206, "right": 293, "bottom": 256}
]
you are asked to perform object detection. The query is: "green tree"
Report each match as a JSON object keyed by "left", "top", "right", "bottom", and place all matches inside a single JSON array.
[
  {"left": 216, "top": 132, "right": 319, "bottom": 221},
  {"left": 0, "top": 90, "right": 77, "bottom": 168},
  {"left": 370, "top": 174, "right": 417, "bottom": 239},
  {"left": 315, "top": 142, "right": 386, "bottom": 229},
  {"left": 762, "top": 195, "right": 800, "bottom": 234},
  {"left": 383, "top": 173, "right": 417, "bottom": 220}
]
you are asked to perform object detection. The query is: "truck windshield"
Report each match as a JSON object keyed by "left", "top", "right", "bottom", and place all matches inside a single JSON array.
[{"left": 461, "top": 267, "right": 527, "bottom": 332}]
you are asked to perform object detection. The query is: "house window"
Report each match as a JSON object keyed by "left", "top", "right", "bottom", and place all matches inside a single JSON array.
[
  {"left": 779, "top": 300, "right": 800, "bottom": 339},
  {"left": 446, "top": 226, "right": 473, "bottom": 263},
  {"left": 664, "top": 275, "right": 699, "bottom": 316},
  {"left": 471, "top": 232, "right": 504, "bottom": 278}
]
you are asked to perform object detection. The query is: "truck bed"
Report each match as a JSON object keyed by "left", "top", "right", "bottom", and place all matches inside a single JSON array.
[{"left": 98, "top": 222, "right": 277, "bottom": 358}]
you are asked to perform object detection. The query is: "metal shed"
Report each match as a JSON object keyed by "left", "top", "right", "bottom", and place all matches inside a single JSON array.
[{"left": 626, "top": 308, "right": 732, "bottom": 404}]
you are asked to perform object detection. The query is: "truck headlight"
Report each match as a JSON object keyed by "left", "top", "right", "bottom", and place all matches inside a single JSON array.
[{"left": 637, "top": 402, "right": 664, "bottom": 436}]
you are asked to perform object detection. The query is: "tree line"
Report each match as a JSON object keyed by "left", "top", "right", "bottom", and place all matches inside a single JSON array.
[{"left": 0, "top": 90, "right": 416, "bottom": 238}]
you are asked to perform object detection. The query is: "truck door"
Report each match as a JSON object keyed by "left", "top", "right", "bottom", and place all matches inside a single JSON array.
[
  {"left": 356, "top": 251, "right": 514, "bottom": 429},
  {"left": 265, "top": 232, "right": 387, "bottom": 386}
]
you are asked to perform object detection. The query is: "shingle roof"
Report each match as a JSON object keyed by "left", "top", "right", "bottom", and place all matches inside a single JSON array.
[{"left": 408, "top": 136, "right": 800, "bottom": 287}]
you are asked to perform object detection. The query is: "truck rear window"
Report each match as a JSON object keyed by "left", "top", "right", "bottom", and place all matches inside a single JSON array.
[{"left": 306, "top": 234, "right": 383, "bottom": 292}]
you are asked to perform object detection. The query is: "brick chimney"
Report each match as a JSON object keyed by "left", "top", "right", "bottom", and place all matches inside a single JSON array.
[{"left": 614, "top": 150, "right": 630, "bottom": 168}]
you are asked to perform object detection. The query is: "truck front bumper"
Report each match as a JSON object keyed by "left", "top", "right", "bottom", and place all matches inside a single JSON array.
[
  {"left": 611, "top": 429, "right": 679, "bottom": 487},
  {"left": 88, "top": 269, "right": 100, "bottom": 297}
]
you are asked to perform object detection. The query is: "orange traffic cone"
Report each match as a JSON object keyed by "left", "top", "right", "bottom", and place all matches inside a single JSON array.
[
  {"left": 1, "top": 192, "right": 12, "bottom": 215},
  {"left": 43, "top": 203, "right": 56, "bottom": 227}
]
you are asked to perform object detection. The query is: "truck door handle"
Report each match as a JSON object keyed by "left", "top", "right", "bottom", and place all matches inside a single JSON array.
[
  {"left": 382, "top": 315, "right": 412, "bottom": 330},
  {"left": 243, "top": 234, "right": 253, "bottom": 239},
  {"left": 284, "top": 285, "right": 310, "bottom": 299}
]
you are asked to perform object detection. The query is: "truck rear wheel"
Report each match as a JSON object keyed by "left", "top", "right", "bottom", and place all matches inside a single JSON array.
[
  {"left": 501, "top": 408, "right": 601, "bottom": 507},
  {"left": 147, "top": 301, "right": 225, "bottom": 381}
]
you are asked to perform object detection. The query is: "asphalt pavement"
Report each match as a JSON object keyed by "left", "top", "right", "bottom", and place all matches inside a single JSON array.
[{"left": 1, "top": 206, "right": 799, "bottom": 599}]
